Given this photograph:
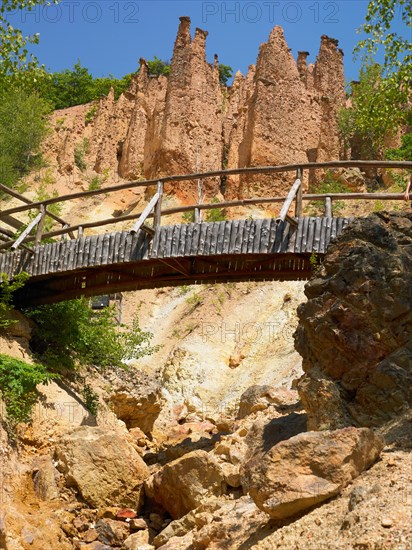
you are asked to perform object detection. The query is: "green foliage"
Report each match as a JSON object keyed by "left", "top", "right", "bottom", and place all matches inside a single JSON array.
[
  {"left": 185, "top": 292, "right": 202, "bottom": 310},
  {"left": 182, "top": 210, "right": 195, "bottom": 223},
  {"left": 147, "top": 56, "right": 170, "bottom": 77},
  {"left": 0, "top": 353, "right": 55, "bottom": 424},
  {"left": 385, "top": 132, "right": 412, "bottom": 161},
  {"left": 205, "top": 198, "right": 226, "bottom": 222},
  {"left": 354, "top": 0, "right": 411, "bottom": 78},
  {"left": 0, "top": 272, "right": 29, "bottom": 329},
  {"left": 88, "top": 175, "right": 103, "bottom": 191},
  {"left": 338, "top": 64, "right": 410, "bottom": 159},
  {"left": 85, "top": 104, "right": 98, "bottom": 125},
  {"left": 81, "top": 383, "right": 99, "bottom": 416},
  {"left": 346, "top": 1, "right": 412, "bottom": 159},
  {"left": 218, "top": 64, "right": 233, "bottom": 86},
  {"left": 0, "top": 87, "right": 51, "bottom": 190},
  {"left": 25, "top": 298, "right": 158, "bottom": 371},
  {"left": 74, "top": 138, "right": 89, "bottom": 171},
  {"left": 0, "top": 1, "right": 60, "bottom": 83},
  {"left": 309, "top": 252, "right": 320, "bottom": 272},
  {"left": 36, "top": 61, "right": 133, "bottom": 110},
  {"left": 374, "top": 199, "right": 385, "bottom": 211},
  {"left": 308, "top": 171, "right": 350, "bottom": 216}
]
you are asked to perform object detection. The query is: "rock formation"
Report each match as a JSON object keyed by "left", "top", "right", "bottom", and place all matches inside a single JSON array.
[
  {"left": 44, "top": 18, "right": 346, "bottom": 204},
  {"left": 145, "top": 17, "right": 224, "bottom": 200},
  {"left": 295, "top": 212, "right": 412, "bottom": 429}
]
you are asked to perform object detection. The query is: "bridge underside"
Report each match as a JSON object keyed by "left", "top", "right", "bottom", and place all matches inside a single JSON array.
[
  {"left": 0, "top": 217, "right": 353, "bottom": 307},
  {"left": 13, "top": 252, "right": 316, "bottom": 307}
]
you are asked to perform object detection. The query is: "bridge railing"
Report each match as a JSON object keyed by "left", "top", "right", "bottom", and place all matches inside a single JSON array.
[{"left": 0, "top": 160, "right": 410, "bottom": 252}]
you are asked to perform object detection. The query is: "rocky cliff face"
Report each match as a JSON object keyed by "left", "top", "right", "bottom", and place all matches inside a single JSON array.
[
  {"left": 43, "top": 18, "right": 345, "bottom": 203},
  {"left": 295, "top": 212, "right": 412, "bottom": 430}
]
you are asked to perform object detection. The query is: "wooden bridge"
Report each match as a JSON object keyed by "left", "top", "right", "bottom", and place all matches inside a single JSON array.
[{"left": 0, "top": 160, "right": 410, "bottom": 307}]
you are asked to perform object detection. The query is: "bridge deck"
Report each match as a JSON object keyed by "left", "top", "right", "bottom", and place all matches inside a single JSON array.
[{"left": 1, "top": 217, "right": 353, "bottom": 306}]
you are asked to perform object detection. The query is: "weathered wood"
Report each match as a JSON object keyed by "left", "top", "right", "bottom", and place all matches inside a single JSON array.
[
  {"left": 11, "top": 211, "right": 42, "bottom": 250},
  {"left": 295, "top": 168, "right": 303, "bottom": 217},
  {"left": 278, "top": 176, "right": 302, "bottom": 223},
  {"left": 154, "top": 181, "right": 163, "bottom": 228},
  {"left": 0, "top": 184, "right": 75, "bottom": 237},
  {"left": 130, "top": 192, "right": 159, "bottom": 234},
  {"left": 34, "top": 204, "right": 46, "bottom": 246},
  {"left": 325, "top": 196, "right": 332, "bottom": 218},
  {"left": 1, "top": 160, "right": 410, "bottom": 221}
]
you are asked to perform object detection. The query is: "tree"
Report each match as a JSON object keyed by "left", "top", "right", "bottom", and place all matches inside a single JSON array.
[
  {"left": 147, "top": 56, "right": 170, "bottom": 77},
  {"left": 354, "top": 0, "right": 411, "bottom": 78},
  {"left": 0, "top": 87, "right": 50, "bottom": 189},
  {"left": 218, "top": 64, "right": 233, "bottom": 86},
  {"left": 342, "top": 0, "right": 412, "bottom": 158},
  {"left": 0, "top": 0, "right": 60, "bottom": 84}
]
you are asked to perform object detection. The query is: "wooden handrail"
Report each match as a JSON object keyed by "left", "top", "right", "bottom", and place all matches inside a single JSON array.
[
  {"left": 0, "top": 183, "right": 75, "bottom": 238},
  {"left": 0, "top": 190, "right": 407, "bottom": 251},
  {"left": 0, "top": 160, "right": 410, "bottom": 219}
]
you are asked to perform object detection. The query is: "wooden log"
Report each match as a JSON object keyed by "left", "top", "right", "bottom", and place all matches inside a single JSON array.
[
  {"left": 11, "top": 212, "right": 42, "bottom": 250},
  {"left": 277, "top": 177, "right": 302, "bottom": 222},
  {"left": 154, "top": 181, "right": 163, "bottom": 228},
  {"left": 0, "top": 183, "right": 75, "bottom": 237},
  {"left": 130, "top": 192, "right": 159, "bottom": 234},
  {"left": 34, "top": 205, "right": 46, "bottom": 246},
  {"left": 295, "top": 168, "right": 303, "bottom": 217},
  {"left": 325, "top": 196, "right": 332, "bottom": 218}
]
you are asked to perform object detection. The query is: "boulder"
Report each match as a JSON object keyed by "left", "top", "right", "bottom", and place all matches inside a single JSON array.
[
  {"left": 31, "top": 455, "right": 60, "bottom": 501},
  {"left": 145, "top": 450, "right": 226, "bottom": 519},
  {"left": 295, "top": 212, "right": 412, "bottom": 429},
  {"left": 237, "top": 385, "right": 299, "bottom": 419},
  {"left": 241, "top": 427, "right": 384, "bottom": 519},
  {"left": 95, "top": 519, "right": 130, "bottom": 546},
  {"left": 121, "top": 530, "right": 150, "bottom": 549},
  {"left": 55, "top": 426, "right": 149, "bottom": 508}
]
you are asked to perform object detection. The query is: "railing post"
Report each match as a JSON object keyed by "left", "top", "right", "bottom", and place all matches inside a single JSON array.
[
  {"left": 61, "top": 224, "right": 70, "bottom": 241},
  {"left": 34, "top": 204, "right": 46, "bottom": 246},
  {"left": 154, "top": 181, "right": 163, "bottom": 228},
  {"left": 325, "top": 196, "right": 332, "bottom": 217},
  {"left": 294, "top": 168, "right": 303, "bottom": 217},
  {"left": 78, "top": 226, "right": 84, "bottom": 238}
]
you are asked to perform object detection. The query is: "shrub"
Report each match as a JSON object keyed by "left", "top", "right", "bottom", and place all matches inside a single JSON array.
[
  {"left": 218, "top": 64, "right": 233, "bottom": 86},
  {"left": 85, "top": 104, "right": 98, "bottom": 125},
  {"left": 88, "top": 175, "right": 103, "bottom": 191},
  {"left": 74, "top": 138, "right": 89, "bottom": 171},
  {"left": 205, "top": 198, "right": 226, "bottom": 222},
  {"left": 0, "top": 272, "right": 30, "bottom": 330},
  {"left": 82, "top": 383, "right": 99, "bottom": 416},
  {"left": 25, "top": 298, "right": 158, "bottom": 371},
  {"left": 0, "top": 354, "right": 56, "bottom": 424}
]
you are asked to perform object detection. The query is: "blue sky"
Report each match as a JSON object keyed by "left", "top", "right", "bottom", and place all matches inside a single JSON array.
[{"left": 6, "top": 1, "right": 410, "bottom": 83}]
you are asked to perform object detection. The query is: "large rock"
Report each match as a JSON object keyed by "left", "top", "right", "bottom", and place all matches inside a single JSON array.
[
  {"left": 237, "top": 385, "right": 299, "bottom": 419},
  {"left": 295, "top": 212, "right": 412, "bottom": 429},
  {"left": 104, "top": 366, "right": 161, "bottom": 435},
  {"left": 241, "top": 427, "right": 384, "bottom": 519},
  {"left": 145, "top": 450, "right": 226, "bottom": 519},
  {"left": 55, "top": 426, "right": 150, "bottom": 508}
]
